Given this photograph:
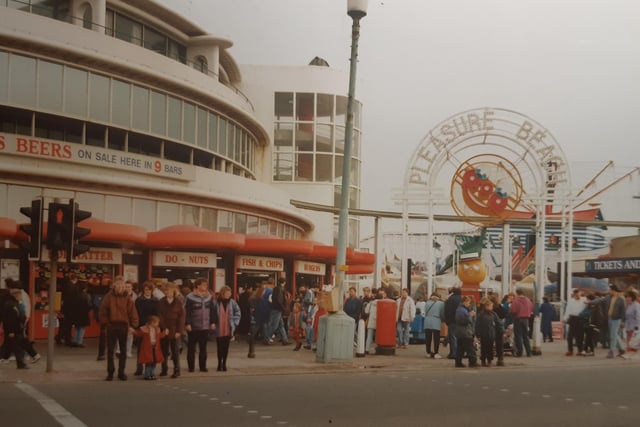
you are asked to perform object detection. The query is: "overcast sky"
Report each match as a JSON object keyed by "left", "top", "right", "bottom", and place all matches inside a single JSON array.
[{"left": 160, "top": 0, "right": 639, "bottom": 230}]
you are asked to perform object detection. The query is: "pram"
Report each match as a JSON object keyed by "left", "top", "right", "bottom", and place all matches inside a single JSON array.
[{"left": 502, "top": 324, "right": 514, "bottom": 355}]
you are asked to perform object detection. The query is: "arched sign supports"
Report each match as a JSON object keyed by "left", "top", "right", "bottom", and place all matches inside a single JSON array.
[{"left": 401, "top": 107, "right": 573, "bottom": 357}]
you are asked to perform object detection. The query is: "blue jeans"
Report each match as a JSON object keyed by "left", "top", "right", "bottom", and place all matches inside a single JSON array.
[
  {"left": 397, "top": 321, "right": 411, "bottom": 346},
  {"left": 144, "top": 363, "right": 156, "bottom": 379},
  {"left": 266, "top": 310, "right": 288, "bottom": 344},
  {"left": 608, "top": 318, "right": 624, "bottom": 352},
  {"left": 447, "top": 323, "right": 457, "bottom": 358},
  {"left": 74, "top": 326, "right": 86, "bottom": 345}
]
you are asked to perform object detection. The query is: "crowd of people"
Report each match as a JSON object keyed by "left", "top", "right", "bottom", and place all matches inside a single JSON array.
[
  {"left": 2, "top": 275, "right": 639, "bottom": 377},
  {"left": 562, "top": 284, "right": 640, "bottom": 358}
]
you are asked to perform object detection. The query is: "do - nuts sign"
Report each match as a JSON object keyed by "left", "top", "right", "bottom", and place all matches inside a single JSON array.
[
  {"left": 294, "top": 260, "right": 326, "bottom": 276},
  {"left": 238, "top": 255, "right": 284, "bottom": 272},
  {"left": 153, "top": 251, "right": 217, "bottom": 268}
]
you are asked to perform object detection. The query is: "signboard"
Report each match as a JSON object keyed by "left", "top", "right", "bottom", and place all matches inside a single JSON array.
[
  {"left": 0, "top": 133, "right": 195, "bottom": 181},
  {"left": 41, "top": 247, "right": 122, "bottom": 264},
  {"left": 295, "top": 260, "right": 326, "bottom": 276},
  {"left": 237, "top": 255, "right": 284, "bottom": 272},
  {"left": 153, "top": 251, "right": 217, "bottom": 268},
  {"left": 585, "top": 258, "right": 640, "bottom": 274}
]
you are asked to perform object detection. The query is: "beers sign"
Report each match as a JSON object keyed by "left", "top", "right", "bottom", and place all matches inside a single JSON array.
[{"left": 153, "top": 251, "right": 217, "bottom": 268}]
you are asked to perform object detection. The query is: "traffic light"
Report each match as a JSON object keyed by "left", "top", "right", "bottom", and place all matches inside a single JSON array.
[
  {"left": 69, "top": 200, "right": 91, "bottom": 262},
  {"left": 46, "top": 202, "right": 70, "bottom": 253},
  {"left": 19, "top": 199, "right": 43, "bottom": 260}
]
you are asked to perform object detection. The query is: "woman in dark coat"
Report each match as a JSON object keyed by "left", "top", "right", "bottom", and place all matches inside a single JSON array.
[
  {"left": 70, "top": 283, "right": 92, "bottom": 347},
  {"left": 539, "top": 297, "right": 556, "bottom": 343}
]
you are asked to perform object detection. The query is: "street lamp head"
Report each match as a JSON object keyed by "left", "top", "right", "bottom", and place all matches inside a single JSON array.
[{"left": 347, "top": 0, "right": 368, "bottom": 19}]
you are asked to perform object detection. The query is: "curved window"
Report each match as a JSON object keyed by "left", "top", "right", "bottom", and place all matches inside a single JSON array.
[
  {"left": 0, "top": 51, "right": 259, "bottom": 179},
  {"left": 82, "top": 4, "right": 92, "bottom": 30},
  {"left": 194, "top": 56, "right": 208, "bottom": 74}
]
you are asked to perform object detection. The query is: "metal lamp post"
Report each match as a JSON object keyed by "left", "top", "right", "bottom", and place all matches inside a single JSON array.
[
  {"left": 317, "top": 0, "right": 368, "bottom": 363},
  {"left": 335, "top": 0, "right": 367, "bottom": 309}
]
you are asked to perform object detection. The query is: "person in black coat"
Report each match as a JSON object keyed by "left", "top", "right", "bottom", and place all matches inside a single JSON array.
[
  {"left": 69, "top": 283, "right": 92, "bottom": 347},
  {"left": 2, "top": 289, "right": 28, "bottom": 369},
  {"left": 475, "top": 298, "right": 497, "bottom": 367},
  {"left": 444, "top": 287, "right": 462, "bottom": 359}
]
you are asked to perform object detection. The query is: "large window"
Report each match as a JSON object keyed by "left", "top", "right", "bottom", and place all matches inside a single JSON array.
[{"left": 1, "top": 51, "right": 259, "bottom": 178}]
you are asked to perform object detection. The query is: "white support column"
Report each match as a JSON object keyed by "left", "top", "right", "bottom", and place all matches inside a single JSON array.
[{"left": 501, "top": 223, "right": 511, "bottom": 296}]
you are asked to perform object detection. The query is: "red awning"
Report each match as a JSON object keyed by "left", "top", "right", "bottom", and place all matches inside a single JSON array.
[
  {"left": 81, "top": 218, "right": 147, "bottom": 245},
  {"left": 15, "top": 218, "right": 147, "bottom": 245},
  {"left": 345, "top": 264, "right": 375, "bottom": 275},
  {"left": 346, "top": 248, "right": 376, "bottom": 265},
  {"left": 0, "top": 217, "right": 17, "bottom": 239},
  {"left": 147, "top": 225, "right": 245, "bottom": 250},
  {"left": 242, "top": 235, "right": 315, "bottom": 256}
]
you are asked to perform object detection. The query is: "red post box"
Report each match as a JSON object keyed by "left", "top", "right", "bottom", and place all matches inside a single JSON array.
[{"left": 375, "top": 299, "right": 396, "bottom": 355}]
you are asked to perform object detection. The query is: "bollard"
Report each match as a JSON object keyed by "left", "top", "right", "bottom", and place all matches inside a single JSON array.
[
  {"left": 375, "top": 299, "right": 396, "bottom": 355},
  {"left": 356, "top": 319, "right": 366, "bottom": 357}
]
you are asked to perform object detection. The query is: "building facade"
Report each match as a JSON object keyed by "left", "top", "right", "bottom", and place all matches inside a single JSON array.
[{"left": 0, "top": 0, "right": 373, "bottom": 338}]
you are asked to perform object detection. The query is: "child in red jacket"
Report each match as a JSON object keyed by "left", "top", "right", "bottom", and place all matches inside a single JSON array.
[{"left": 132, "top": 315, "right": 166, "bottom": 380}]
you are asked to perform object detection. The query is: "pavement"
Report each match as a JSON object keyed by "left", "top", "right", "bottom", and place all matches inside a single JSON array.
[{"left": 1, "top": 336, "right": 639, "bottom": 384}]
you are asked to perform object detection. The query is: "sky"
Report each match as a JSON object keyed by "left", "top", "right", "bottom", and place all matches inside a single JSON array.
[{"left": 159, "top": 0, "right": 639, "bottom": 234}]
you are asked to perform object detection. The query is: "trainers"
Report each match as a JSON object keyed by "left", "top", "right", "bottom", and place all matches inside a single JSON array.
[
  {"left": 433, "top": 354, "right": 443, "bottom": 359},
  {"left": 30, "top": 354, "right": 41, "bottom": 363},
  {"left": 577, "top": 351, "right": 587, "bottom": 356}
]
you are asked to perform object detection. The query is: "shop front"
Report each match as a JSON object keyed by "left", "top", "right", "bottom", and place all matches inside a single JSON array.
[
  {"left": 293, "top": 260, "right": 327, "bottom": 295},
  {"left": 31, "top": 247, "right": 123, "bottom": 339},
  {"left": 236, "top": 255, "right": 286, "bottom": 294},
  {"left": 150, "top": 250, "right": 217, "bottom": 291}
]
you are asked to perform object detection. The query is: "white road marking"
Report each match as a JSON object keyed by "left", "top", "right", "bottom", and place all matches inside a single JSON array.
[
  {"left": 276, "top": 422, "right": 288, "bottom": 425},
  {"left": 565, "top": 398, "right": 574, "bottom": 402},
  {"left": 500, "top": 389, "right": 509, "bottom": 392},
  {"left": 521, "top": 392, "right": 530, "bottom": 396},
  {"left": 260, "top": 415, "right": 272, "bottom": 419},
  {"left": 591, "top": 402, "right": 601, "bottom": 406},
  {"left": 210, "top": 398, "right": 219, "bottom": 401},
  {"left": 189, "top": 391, "right": 198, "bottom": 395},
  {"left": 199, "top": 394, "right": 208, "bottom": 398},
  {"left": 482, "top": 386, "right": 490, "bottom": 390},
  {"left": 221, "top": 401, "right": 231, "bottom": 405},
  {"left": 542, "top": 395, "right": 552, "bottom": 398},
  {"left": 618, "top": 406, "right": 628, "bottom": 410},
  {"left": 233, "top": 405, "right": 243, "bottom": 409},
  {"left": 247, "top": 410, "right": 259, "bottom": 414},
  {"left": 15, "top": 383, "right": 87, "bottom": 427}
]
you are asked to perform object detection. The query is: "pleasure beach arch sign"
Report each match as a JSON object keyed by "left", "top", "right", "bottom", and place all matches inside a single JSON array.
[{"left": 400, "top": 107, "right": 573, "bottom": 320}]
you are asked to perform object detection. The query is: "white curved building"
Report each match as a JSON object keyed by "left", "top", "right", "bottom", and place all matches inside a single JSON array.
[{"left": 0, "top": 0, "right": 372, "bottom": 337}]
